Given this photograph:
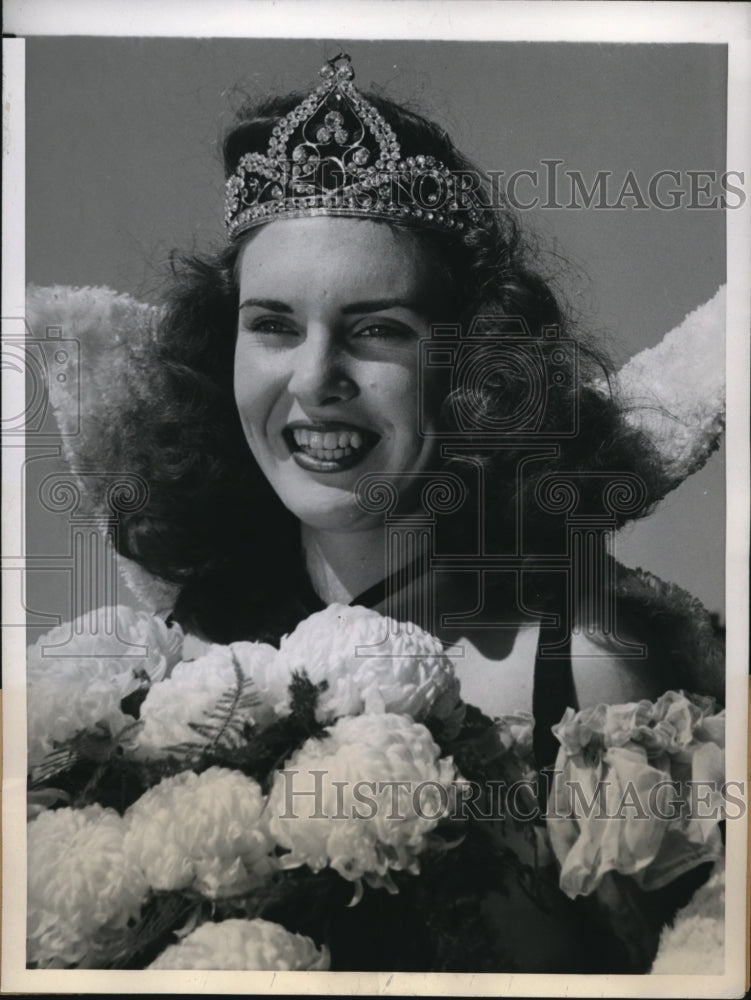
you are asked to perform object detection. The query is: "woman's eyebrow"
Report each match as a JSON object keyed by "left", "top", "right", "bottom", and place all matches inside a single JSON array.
[
  {"left": 239, "top": 298, "right": 293, "bottom": 312},
  {"left": 340, "top": 298, "right": 421, "bottom": 315}
]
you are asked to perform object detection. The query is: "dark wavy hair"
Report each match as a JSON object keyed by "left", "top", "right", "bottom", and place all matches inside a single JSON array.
[{"left": 112, "top": 89, "right": 669, "bottom": 642}]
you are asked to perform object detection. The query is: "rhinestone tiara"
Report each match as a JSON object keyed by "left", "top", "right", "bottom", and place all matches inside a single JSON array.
[{"left": 224, "top": 53, "right": 490, "bottom": 240}]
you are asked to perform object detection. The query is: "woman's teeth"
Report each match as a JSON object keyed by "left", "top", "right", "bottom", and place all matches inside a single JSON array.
[{"left": 291, "top": 427, "right": 366, "bottom": 461}]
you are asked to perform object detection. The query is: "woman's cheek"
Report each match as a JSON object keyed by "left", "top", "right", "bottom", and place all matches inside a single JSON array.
[
  {"left": 235, "top": 352, "right": 284, "bottom": 427},
  {"left": 383, "top": 377, "right": 434, "bottom": 462}
]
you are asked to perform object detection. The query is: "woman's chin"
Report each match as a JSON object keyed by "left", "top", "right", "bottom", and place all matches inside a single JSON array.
[{"left": 281, "top": 487, "right": 378, "bottom": 534}]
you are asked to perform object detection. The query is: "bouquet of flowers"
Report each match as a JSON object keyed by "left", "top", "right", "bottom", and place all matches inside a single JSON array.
[{"left": 26, "top": 603, "right": 725, "bottom": 973}]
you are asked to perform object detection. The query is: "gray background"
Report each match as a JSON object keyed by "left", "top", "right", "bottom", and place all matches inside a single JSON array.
[{"left": 25, "top": 38, "right": 726, "bottom": 620}]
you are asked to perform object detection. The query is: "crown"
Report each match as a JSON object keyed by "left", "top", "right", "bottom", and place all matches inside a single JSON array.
[{"left": 225, "top": 53, "right": 490, "bottom": 239}]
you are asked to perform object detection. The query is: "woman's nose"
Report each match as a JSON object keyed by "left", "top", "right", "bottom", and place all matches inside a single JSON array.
[{"left": 287, "top": 326, "right": 357, "bottom": 407}]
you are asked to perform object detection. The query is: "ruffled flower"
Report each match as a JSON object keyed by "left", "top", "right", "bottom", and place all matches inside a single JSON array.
[
  {"left": 276, "top": 604, "right": 464, "bottom": 733},
  {"left": 27, "top": 606, "right": 183, "bottom": 766},
  {"left": 124, "top": 767, "right": 276, "bottom": 897},
  {"left": 495, "top": 711, "right": 535, "bottom": 758},
  {"left": 546, "top": 691, "right": 724, "bottom": 898},
  {"left": 147, "top": 917, "right": 330, "bottom": 970},
  {"left": 27, "top": 804, "right": 148, "bottom": 968},
  {"left": 267, "top": 713, "right": 464, "bottom": 892},
  {"left": 136, "top": 641, "right": 280, "bottom": 757}
]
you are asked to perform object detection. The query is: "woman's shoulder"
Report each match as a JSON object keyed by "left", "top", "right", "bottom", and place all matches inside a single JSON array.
[{"left": 571, "top": 560, "right": 725, "bottom": 707}]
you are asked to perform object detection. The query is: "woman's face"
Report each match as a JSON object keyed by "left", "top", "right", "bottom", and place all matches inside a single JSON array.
[{"left": 234, "top": 217, "right": 452, "bottom": 532}]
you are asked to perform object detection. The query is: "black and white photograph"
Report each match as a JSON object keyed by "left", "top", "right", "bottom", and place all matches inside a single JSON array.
[{"left": 2, "top": 1, "right": 749, "bottom": 994}]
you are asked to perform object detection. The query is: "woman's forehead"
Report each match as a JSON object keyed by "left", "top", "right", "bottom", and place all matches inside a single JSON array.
[{"left": 237, "top": 217, "right": 447, "bottom": 305}]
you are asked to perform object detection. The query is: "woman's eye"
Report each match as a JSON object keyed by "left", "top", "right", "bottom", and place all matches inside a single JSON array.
[
  {"left": 355, "top": 323, "right": 412, "bottom": 340},
  {"left": 244, "top": 317, "right": 294, "bottom": 335}
]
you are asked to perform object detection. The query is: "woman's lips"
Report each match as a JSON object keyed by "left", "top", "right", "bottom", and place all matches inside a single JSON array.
[{"left": 283, "top": 423, "right": 379, "bottom": 472}]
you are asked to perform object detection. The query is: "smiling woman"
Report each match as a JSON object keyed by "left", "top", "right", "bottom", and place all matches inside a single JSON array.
[
  {"left": 24, "top": 49, "right": 727, "bottom": 976},
  {"left": 116, "top": 61, "right": 702, "bottom": 685},
  {"left": 233, "top": 218, "right": 448, "bottom": 538}
]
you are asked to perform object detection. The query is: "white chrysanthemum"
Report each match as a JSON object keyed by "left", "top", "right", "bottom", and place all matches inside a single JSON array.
[
  {"left": 27, "top": 606, "right": 181, "bottom": 684},
  {"left": 27, "top": 606, "right": 183, "bottom": 765},
  {"left": 136, "top": 641, "right": 280, "bottom": 756},
  {"left": 27, "top": 804, "right": 148, "bottom": 968},
  {"left": 231, "top": 640, "right": 294, "bottom": 709},
  {"left": 267, "top": 713, "right": 463, "bottom": 890},
  {"left": 124, "top": 767, "right": 276, "bottom": 897},
  {"left": 650, "top": 859, "right": 724, "bottom": 974},
  {"left": 276, "top": 604, "right": 463, "bottom": 730},
  {"left": 601, "top": 285, "right": 725, "bottom": 486},
  {"left": 148, "top": 917, "right": 330, "bottom": 970}
]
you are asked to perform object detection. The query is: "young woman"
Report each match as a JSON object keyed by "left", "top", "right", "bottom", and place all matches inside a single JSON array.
[
  {"left": 104, "top": 55, "right": 721, "bottom": 720},
  {"left": 29, "top": 52, "right": 725, "bottom": 973}
]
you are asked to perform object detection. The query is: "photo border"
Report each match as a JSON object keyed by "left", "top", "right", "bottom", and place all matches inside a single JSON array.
[{"left": 2, "top": 2, "right": 749, "bottom": 996}]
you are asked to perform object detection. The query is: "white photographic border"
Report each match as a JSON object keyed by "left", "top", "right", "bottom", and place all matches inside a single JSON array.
[{"left": 2, "top": 2, "right": 749, "bottom": 996}]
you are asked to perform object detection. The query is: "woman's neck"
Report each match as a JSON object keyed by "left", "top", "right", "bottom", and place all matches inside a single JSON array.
[{"left": 301, "top": 523, "right": 422, "bottom": 605}]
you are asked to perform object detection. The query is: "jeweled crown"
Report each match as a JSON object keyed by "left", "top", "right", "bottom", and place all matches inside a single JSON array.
[{"left": 225, "top": 53, "right": 489, "bottom": 239}]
